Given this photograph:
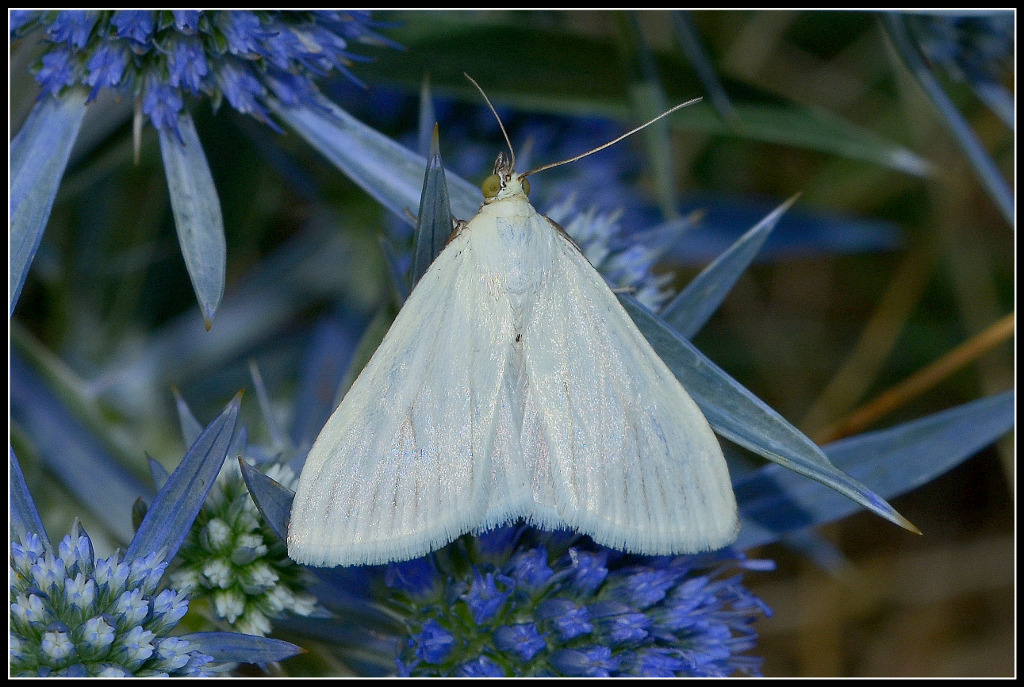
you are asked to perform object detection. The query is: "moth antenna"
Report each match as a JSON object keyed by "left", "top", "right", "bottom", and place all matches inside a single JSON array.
[
  {"left": 464, "top": 73, "right": 516, "bottom": 169},
  {"left": 522, "top": 97, "right": 702, "bottom": 179}
]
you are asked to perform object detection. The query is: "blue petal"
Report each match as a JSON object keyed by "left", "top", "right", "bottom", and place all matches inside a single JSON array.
[
  {"left": 166, "top": 35, "right": 208, "bottom": 94},
  {"left": 10, "top": 90, "right": 87, "bottom": 314},
  {"left": 111, "top": 10, "right": 154, "bottom": 45},
  {"left": 85, "top": 42, "right": 130, "bottom": 101},
  {"left": 549, "top": 646, "right": 621, "bottom": 677},
  {"left": 216, "top": 11, "right": 268, "bottom": 58},
  {"left": 171, "top": 10, "right": 201, "bottom": 34},
  {"left": 125, "top": 393, "right": 241, "bottom": 564},
  {"left": 454, "top": 655, "right": 505, "bottom": 677},
  {"left": 34, "top": 49, "right": 78, "bottom": 97},
  {"left": 215, "top": 60, "right": 277, "bottom": 129},
  {"left": 10, "top": 10, "right": 40, "bottom": 34},
  {"left": 46, "top": 10, "right": 98, "bottom": 48},
  {"left": 415, "top": 619, "right": 456, "bottom": 663},
  {"left": 493, "top": 623, "right": 546, "bottom": 661},
  {"left": 142, "top": 76, "right": 183, "bottom": 135}
]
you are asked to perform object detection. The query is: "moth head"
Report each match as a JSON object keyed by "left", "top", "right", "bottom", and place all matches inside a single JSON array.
[{"left": 482, "top": 152, "right": 530, "bottom": 200}]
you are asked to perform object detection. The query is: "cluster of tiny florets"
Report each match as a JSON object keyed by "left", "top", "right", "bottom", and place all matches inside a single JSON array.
[
  {"left": 384, "top": 531, "right": 771, "bottom": 677},
  {"left": 547, "top": 197, "right": 678, "bottom": 310},
  {"left": 169, "top": 462, "right": 317, "bottom": 636},
  {"left": 11, "top": 10, "right": 397, "bottom": 136},
  {"left": 10, "top": 527, "right": 212, "bottom": 677}
]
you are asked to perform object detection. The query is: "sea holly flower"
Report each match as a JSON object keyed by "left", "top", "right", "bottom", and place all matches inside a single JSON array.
[
  {"left": 166, "top": 372, "right": 320, "bottom": 637},
  {"left": 217, "top": 311, "right": 1009, "bottom": 679},
  {"left": 9, "top": 399, "right": 301, "bottom": 677},
  {"left": 169, "top": 459, "right": 319, "bottom": 637},
  {"left": 10, "top": 528, "right": 208, "bottom": 677},
  {"left": 385, "top": 529, "right": 772, "bottom": 677},
  {"left": 10, "top": 10, "right": 399, "bottom": 325},
  {"left": 547, "top": 197, "right": 683, "bottom": 311},
  {"left": 11, "top": 10, "right": 395, "bottom": 135}
]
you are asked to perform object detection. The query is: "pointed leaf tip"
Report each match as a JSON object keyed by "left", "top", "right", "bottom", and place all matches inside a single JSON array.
[
  {"left": 125, "top": 394, "right": 240, "bottom": 563},
  {"left": 238, "top": 456, "right": 293, "bottom": 542},
  {"left": 662, "top": 195, "right": 798, "bottom": 338}
]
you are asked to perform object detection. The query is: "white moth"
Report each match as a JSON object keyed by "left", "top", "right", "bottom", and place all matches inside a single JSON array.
[{"left": 288, "top": 89, "right": 738, "bottom": 567}]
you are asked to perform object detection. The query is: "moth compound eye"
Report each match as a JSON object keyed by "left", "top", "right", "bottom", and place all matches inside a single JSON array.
[
  {"left": 521, "top": 177, "right": 530, "bottom": 196},
  {"left": 482, "top": 174, "right": 502, "bottom": 198}
]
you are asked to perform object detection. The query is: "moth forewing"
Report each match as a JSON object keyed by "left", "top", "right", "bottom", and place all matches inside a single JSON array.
[{"left": 287, "top": 89, "right": 737, "bottom": 567}]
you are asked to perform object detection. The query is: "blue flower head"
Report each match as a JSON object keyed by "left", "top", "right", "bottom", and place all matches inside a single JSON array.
[
  {"left": 168, "top": 460, "right": 318, "bottom": 637},
  {"left": 12, "top": 10, "right": 398, "bottom": 134},
  {"left": 10, "top": 10, "right": 400, "bottom": 325},
  {"left": 8, "top": 400, "right": 302, "bottom": 676},
  {"left": 384, "top": 530, "right": 772, "bottom": 677},
  {"left": 10, "top": 526, "right": 211, "bottom": 677}
]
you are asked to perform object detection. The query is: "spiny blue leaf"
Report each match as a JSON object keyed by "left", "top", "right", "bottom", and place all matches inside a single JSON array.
[
  {"left": 883, "top": 12, "right": 1013, "bottom": 226},
  {"left": 734, "top": 390, "right": 1014, "bottom": 550},
  {"left": 177, "top": 631, "right": 302, "bottom": 664},
  {"left": 972, "top": 79, "right": 1013, "bottom": 128},
  {"left": 10, "top": 448, "right": 52, "bottom": 550},
  {"left": 619, "top": 294, "right": 918, "bottom": 535},
  {"left": 238, "top": 456, "right": 293, "bottom": 543},
  {"left": 417, "top": 72, "right": 437, "bottom": 157},
  {"left": 411, "top": 125, "right": 455, "bottom": 288},
  {"left": 11, "top": 351, "right": 149, "bottom": 544},
  {"left": 93, "top": 221, "right": 368, "bottom": 411},
  {"left": 672, "top": 11, "right": 737, "bottom": 123},
  {"left": 125, "top": 393, "right": 240, "bottom": 563},
  {"left": 272, "top": 95, "right": 481, "bottom": 224},
  {"left": 380, "top": 234, "right": 410, "bottom": 304},
  {"left": 159, "top": 110, "right": 226, "bottom": 329},
  {"left": 669, "top": 193, "right": 903, "bottom": 263},
  {"left": 248, "top": 361, "right": 287, "bottom": 452},
  {"left": 661, "top": 196, "right": 795, "bottom": 338},
  {"left": 10, "top": 89, "right": 87, "bottom": 315}
]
